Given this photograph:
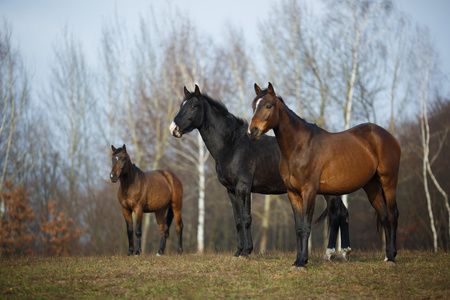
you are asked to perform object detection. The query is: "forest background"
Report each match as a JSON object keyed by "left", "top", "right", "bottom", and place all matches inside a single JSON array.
[{"left": 1, "top": 0, "right": 449, "bottom": 256}]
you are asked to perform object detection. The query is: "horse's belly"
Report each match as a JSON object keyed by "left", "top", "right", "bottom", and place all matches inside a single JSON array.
[
  {"left": 319, "top": 160, "right": 376, "bottom": 194},
  {"left": 143, "top": 191, "right": 172, "bottom": 212}
]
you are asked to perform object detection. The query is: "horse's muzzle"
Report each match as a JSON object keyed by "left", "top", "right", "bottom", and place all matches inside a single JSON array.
[
  {"left": 169, "top": 121, "right": 182, "bottom": 138},
  {"left": 247, "top": 126, "right": 261, "bottom": 141},
  {"left": 110, "top": 173, "right": 119, "bottom": 183}
]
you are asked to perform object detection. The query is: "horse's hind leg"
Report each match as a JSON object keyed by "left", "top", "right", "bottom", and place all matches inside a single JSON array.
[
  {"left": 322, "top": 195, "right": 339, "bottom": 260},
  {"left": 337, "top": 197, "right": 351, "bottom": 260},
  {"left": 363, "top": 177, "right": 397, "bottom": 263},
  {"left": 172, "top": 195, "right": 184, "bottom": 254},
  {"left": 322, "top": 195, "right": 351, "bottom": 261},
  {"left": 155, "top": 209, "right": 169, "bottom": 255},
  {"left": 379, "top": 174, "right": 399, "bottom": 263}
]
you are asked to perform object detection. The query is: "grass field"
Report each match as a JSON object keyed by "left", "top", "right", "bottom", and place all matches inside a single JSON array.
[{"left": 1, "top": 250, "right": 448, "bottom": 299}]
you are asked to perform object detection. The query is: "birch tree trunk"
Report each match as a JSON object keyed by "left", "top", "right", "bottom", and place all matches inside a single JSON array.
[
  {"left": 416, "top": 29, "right": 438, "bottom": 252},
  {"left": 259, "top": 195, "right": 271, "bottom": 253},
  {"left": 197, "top": 132, "right": 206, "bottom": 253}
]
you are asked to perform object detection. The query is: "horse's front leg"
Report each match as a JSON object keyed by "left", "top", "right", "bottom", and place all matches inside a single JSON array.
[
  {"left": 134, "top": 206, "right": 144, "bottom": 255},
  {"left": 236, "top": 181, "right": 253, "bottom": 256},
  {"left": 227, "top": 189, "right": 245, "bottom": 257},
  {"left": 122, "top": 207, "right": 134, "bottom": 256},
  {"left": 288, "top": 189, "right": 316, "bottom": 270}
]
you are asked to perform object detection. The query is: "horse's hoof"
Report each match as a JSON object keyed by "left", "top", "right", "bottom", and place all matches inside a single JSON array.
[
  {"left": 156, "top": 253, "right": 162, "bottom": 256},
  {"left": 338, "top": 247, "right": 352, "bottom": 261},
  {"left": 323, "top": 248, "right": 336, "bottom": 261},
  {"left": 289, "top": 265, "right": 307, "bottom": 272}
]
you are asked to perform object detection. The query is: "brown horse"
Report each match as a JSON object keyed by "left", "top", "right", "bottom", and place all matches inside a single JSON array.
[
  {"left": 248, "top": 83, "right": 400, "bottom": 270},
  {"left": 110, "top": 144, "right": 183, "bottom": 255}
]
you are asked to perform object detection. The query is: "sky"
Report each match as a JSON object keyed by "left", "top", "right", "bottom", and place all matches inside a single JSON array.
[{"left": 1, "top": 0, "right": 449, "bottom": 96}]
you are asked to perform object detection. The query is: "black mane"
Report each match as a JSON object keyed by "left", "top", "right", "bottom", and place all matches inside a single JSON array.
[{"left": 200, "top": 93, "right": 247, "bottom": 127}]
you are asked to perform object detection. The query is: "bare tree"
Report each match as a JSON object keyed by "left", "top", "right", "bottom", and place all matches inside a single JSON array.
[
  {"left": 0, "top": 21, "right": 32, "bottom": 217},
  {"left": 413, "top": 27, "right": 449, "bottom": 252},
  {"left": 45, "top": 28, "right": 96, "bottom": 227}
]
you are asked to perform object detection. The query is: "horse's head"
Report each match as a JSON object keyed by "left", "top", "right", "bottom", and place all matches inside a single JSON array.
[
  {"left": 110, "top": 144, "right": 131, "bottom": 183},
  {"left": 170, "top": 85, "right": 206, "bottom": 138},
  {"left": 248, "top": 82, "right": 280, "bottom": 140}
]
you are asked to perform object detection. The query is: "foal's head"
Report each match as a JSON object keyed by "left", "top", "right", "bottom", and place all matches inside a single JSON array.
[
  {"left": 247, "top": 82, "right": 280, "bottom": 140},
  {"left": 110, "top": 144, "right": 132, "bottom": 183},
  {"left": 170, "top": 85, "right": 206, "bottom": 138}
]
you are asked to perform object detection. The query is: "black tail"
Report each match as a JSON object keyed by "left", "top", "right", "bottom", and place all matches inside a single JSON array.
[
  {"left": 314, "top": 206, "right": 329, "bottom": 225},
  {"left": 314, "top": 195, "right": 348, "bottom": 228},
  {"left": 165, "top": 205, "right": 174, "bottom": 236}
]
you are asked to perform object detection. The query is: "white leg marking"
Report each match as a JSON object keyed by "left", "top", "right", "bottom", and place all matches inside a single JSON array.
[
  {"left": 339, "top": 247, "right": 352, "bottom": 261},
  {"left": 324, "top": 248, "right": 336, "bottom": 261}
]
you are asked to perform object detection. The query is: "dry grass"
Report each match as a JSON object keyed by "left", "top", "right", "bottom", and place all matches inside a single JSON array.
[{"left": 1, "top": 250, "right": 449, "bottom": 299}]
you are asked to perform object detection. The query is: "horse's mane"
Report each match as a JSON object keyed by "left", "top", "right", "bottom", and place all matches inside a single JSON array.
[
  {"left": 189, "top": 92, "right": 248, "bottom": 143},
  {"left": 201, "top": 93, "right": 247, "bottom": 126}
]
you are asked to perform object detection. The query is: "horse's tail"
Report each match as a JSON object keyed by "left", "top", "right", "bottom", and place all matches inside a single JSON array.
[
  {"left": 314, "top": 206, "right": 329, "bottom": 226},
  {"left": 313, "top": 195, "right": 348, "bottom": 227}
]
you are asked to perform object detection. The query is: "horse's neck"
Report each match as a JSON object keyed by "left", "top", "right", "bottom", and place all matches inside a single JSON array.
[
  {"left": 273, "top": 103, "right": 312, "bottom": 158},
  {"left": 198, "top": 105, "right": 239, "bottom": 160},
  {"left": 119, "top": 164, "right": 140, "bottom": 191}
]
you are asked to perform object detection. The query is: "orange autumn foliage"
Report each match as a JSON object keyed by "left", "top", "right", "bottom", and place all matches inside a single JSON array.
[
  {"left": 40, "top": 199, "right": 84, "bottom": 256},
  {"left": 0, "top": 181, "right": 37, "bottom": 255}
]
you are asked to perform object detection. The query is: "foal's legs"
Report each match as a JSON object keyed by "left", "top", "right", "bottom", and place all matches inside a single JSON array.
[
  {"left": 227, "top": 189, "right": 245, "bottom": 257},
  {"left": 122, "top": 207, "right": 135, "bottom": 256}
]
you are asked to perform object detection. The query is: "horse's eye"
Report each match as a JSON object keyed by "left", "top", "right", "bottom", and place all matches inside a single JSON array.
[{"left": 266, "top": 104, "right": 272, "bottom": 109}]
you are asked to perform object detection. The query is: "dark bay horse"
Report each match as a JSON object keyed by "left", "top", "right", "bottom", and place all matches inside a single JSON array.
[
  {"left": 248, "top": 83, "right": 400, "bottom": 270},
  {"left": 110, "top": 145, "right": 183, "bottom": 255},
  {"left": 170, "top": 85, "right": 351, "bottom": 259}
]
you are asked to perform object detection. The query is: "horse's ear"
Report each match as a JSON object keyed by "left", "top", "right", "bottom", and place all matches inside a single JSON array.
[
  {"left": 184, "top": 86, "right": 190, "bottom": 95},
  {"left": 267, "top": 82, "right": 275, "bottom": 96},
  {"left": 254, "top": 83, "right": 262, "bottom": 96},
  {"left": 122, "top": 144, "right": 127, "bottom": 153},
  {"left": 195, "top": 84, "right": 201, "bottom": 96},
  {"left": 111, "top": 145, "right": 116, "bottom": 152}
]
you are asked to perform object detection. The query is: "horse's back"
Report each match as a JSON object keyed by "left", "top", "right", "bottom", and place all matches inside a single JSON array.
[{"left": 351, "top": 123, "right": 401, "bottom": 165}]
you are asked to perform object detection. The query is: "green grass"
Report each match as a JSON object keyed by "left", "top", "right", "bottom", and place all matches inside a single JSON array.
[{"left": 1, "top": 250, "right": 448, "bottom": 299}]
